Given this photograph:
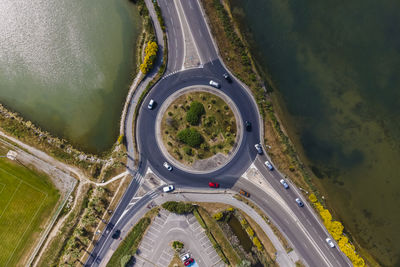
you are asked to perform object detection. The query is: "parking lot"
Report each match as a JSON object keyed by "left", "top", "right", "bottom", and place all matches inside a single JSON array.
[{"left": 133, "top": 209, "right": 224, "bottom": 267}]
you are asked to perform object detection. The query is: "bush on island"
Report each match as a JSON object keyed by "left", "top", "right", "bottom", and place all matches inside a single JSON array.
[
  {"left": 177, "top": 128, "right": 204, "bottom": 148},
  {"left": 186, "top": 101, "right": 205, "bottom": 125}
]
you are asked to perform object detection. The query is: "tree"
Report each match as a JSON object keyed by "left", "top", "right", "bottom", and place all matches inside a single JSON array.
[
  {"left": 177, "top": 128, "right": 204, "bottom": 147},
  {"left": 186, "top": 101, "right": 205, "bottom": 125}
]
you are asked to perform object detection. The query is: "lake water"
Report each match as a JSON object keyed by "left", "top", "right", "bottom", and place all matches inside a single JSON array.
[
  {"left": 231, "top": 0, "right": 400, "bottom": 265},
  {"left": 0, "top": 0, "right": 141, "bottom": 153}
]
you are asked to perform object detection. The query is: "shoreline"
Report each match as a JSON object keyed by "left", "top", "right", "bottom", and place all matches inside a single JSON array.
[{"left": 200, "top": 0, "right": 376, "bottom": 265}]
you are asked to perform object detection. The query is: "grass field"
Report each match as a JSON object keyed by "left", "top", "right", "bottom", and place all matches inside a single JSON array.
[{"left": 0, "top": 157, "right": 59, "bottom": 266}]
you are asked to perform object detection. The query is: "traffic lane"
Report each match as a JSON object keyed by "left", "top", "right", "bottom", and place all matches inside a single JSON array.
[
  {"left": 254, "top": 158, "right": 350, "bottom": 266},
  {"left": 232, "top": 179, "right": 331, "bottom": 267},
  {"left": 85, "top": 178, "right": 142, "bottom": 266},
  {"left": 179, "top": 0, "right": 218, "bottom": 63},
  {"left": 158, "top": 0, "right": 184, "bottom": 72}
]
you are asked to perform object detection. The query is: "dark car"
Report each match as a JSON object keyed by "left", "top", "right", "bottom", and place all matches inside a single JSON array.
[
  {"left": 245, "top": 121, "right": 252, "bottom": 131},
  {"left": 209, "top": 182, "right": 220, "bottom": 188},
  {"left": 112, "top": 229, "right": 121, "bottom": 239},
  {"left": 239, "top": 189, "right": 250, "bottom": 197},
  {"left": 223, "top": 73, "right": 232, "bottom": 82},
  {"left": 295, "top": 198, "right": 304, "bottom": 207}
]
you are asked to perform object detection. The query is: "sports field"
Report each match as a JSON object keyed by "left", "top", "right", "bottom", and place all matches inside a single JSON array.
[{"left": 0, "top": 157, "right": 59, "bottom": 266}]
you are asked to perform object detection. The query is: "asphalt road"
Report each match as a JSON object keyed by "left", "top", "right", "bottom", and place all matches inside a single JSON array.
[{"left": 85, "top": 0, "right": 352, "bottom": 266}]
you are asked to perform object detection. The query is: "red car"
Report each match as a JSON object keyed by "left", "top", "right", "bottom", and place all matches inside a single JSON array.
[
  {"left": 208, "top": 182, "right": 219, "bottom": 188},
  {"left": 184, "top": 258, "right": 194, "bottom": 266}
]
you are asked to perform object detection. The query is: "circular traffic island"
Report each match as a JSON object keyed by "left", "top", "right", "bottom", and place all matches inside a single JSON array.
[{"left": 160, "top": 90, "right": 240, "bottom": 172}]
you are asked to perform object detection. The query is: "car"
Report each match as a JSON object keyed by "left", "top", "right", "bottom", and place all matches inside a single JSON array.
[
  {"left": 295, "top": 198, "right": 304, "bottom": 207},
  {"left": 111, "top": 229, "right": 121, "bottom": 239},
  {"left": 239, "top": 189, "right": 250, "bottom": 197},
  {"left": 255, "top": 143, "right": 263, "bottom": 154},
  {"left": 280, "top": 179, "right": 289, "bottom": 189},
  {"left": 163, "top": 162, "right": 172, "bottom": 171},
  {"left": 264, "top": 160, "right": 274, "bottom": 170},
  {"left": 163, "top": 185, "right": 175, "bottom": 193},
  {"left": 180, "top": 253, "right": 190, "bottom": 261},
  {"left": 209, "top": 80, "right": 221, "bottom": 88},
  {"left": 245, "top": 121, "right": 252, "bottom": 131},
  {"left": 208, "top": 182, "right": 219, "bottom": 188},
  {"left": 326, "top": 237, "right": 335, "bottom": 248},
  {"left": 147, "top": 99, "right": 155, "bottom": 109},
  {"left": 184, "top": 258, "right": 194, "bottom": 266},
  {"left": 223, "top": 73, "right": 232, "bottom": 82}
]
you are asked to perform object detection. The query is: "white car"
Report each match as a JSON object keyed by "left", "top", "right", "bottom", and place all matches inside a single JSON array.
[
  {"left": 280, "top": 179, "right": 289, "bottom": 189},
  {"left": 264, "top": 160, "right": 274, "bottom": 170},
  {"left": 209, "top": 80, "right": 220, "bottom": 88},
  {"left": 254, "top": 143, "right": 263, "bottom": 154},
  {"left": 147, "top": 99, "right": 155, "bottom": 110},
  {"left": 163, "top": 185, "right": 175, "bottom": 193},
  {"left": 180, "top": 253, "right": 190, "bottom": 261},
  {"left": 163, "top": 162, "right": 173, "bottom": 171},
  {"left": 326, "top": 237, "right": 335, "bottom": 248}
]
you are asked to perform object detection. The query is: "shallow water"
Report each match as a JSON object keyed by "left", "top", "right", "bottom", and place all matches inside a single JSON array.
[
  {"left": 231, "top": 0, "right": 400, "bottom": 265},
  {"left": 0, "top": 0, "right": 141, "bottom": 153}
]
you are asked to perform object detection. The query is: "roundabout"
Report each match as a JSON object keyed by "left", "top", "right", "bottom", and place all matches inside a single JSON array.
[{"left": 136, "top": 61, "right": 261, "bottom": 187}]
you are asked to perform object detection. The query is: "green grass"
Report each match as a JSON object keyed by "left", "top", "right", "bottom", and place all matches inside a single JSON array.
[
  {"left": 107, "top": 217, "right": 151, "bottom": 267},
  {"left": 0, "top": 158, "right": 59, "bottom": 266}
]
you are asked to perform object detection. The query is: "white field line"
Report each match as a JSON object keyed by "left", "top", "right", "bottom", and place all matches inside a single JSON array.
[
  {"left": 0, "top": 180, "right": 21, "bottom": 220},
  {"left": 0, "top": 183, "right": 5, "bottom": 195},
  {"left": 5, "top": 193, "right": 47, "bottom": 267}
]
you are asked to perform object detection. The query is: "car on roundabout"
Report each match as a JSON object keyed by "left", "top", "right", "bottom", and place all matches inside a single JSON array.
[
  {"left": 208, "top": 182, "right": 219, "bottom": 188},
  {"left": 245, "top": 121, "right": 252, "bottom": 131},
  {"left": 163, "top": 185, "right": 175, "bottom": 193},
  {"left": 147, "top": 99, "right": 155, "bottom": 110},
  {"left": 280, "top": 179, "right": 289, "bottom": 189},
  {"left": 239, "top": 189, "right": 250, "bottom": 197},
  {"left": 264, "top": 160, "right": 274, "bottom": 170},
  {"left": 209, "top": 80, "right": 221, "bottom": 88},
  {"left": 223, "top": 73, "right": 232, "bottom": 82},
  {"left": 163, "top": 162, "right": 173, "bottom": 171}
]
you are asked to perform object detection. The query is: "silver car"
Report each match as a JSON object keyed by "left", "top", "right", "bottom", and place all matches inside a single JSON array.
[
  {"left": 163, "top": 185, "right": 175, "bottom": 193},
  {"left": 163, "top": 162, "right": 173, "bottom": 171},
  {"left": 326, "top": 238, "right": 335, "bottom": 248},
  {"left": 147, "top": 99, "right": 155, "bottom": 110},
  {"left": 264, "top": 160, "right": 273, "bottom": 170},
  {"left": 255, "top": 143, "right": 263, "bottom": 154},
  {"left": 280, "top": 179, "right": 289, "bottom": 189},
  {"left": 209, "top": 80, "right": 220, "bottom": 88}
]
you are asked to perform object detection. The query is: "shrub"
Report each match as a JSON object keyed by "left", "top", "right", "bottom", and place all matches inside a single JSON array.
[
  {"left": 140, "top": 41, "right": 158, "bottom": 74},
  {"left": 213, "top": 212, "right": 224, "bottom": 221},
  {"left": 252, "top": 236, "right": 263, "bottom": 251},
  {"left": 177, "top": 128, "right": 204, "bottom": 147},
  {"left": 246, "top": 227, "right": 254, "bottom": 237},
  {"left": 186, "top": 101, "right": 205, "bottom": 125},
  {"left": 162, "top": 201, "right": 194, "bottom": 214},
  {"left": 183, "top": 146, "right": 192, "bottom": 156},
  {"left": 172, "top": 241, "right": 184, "bottom": 251}
]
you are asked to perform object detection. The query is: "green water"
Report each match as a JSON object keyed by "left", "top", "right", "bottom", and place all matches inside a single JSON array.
[
  {"left": 0, "top": 0, "right": 141, "bottom": 153},
  {"left": 231, "top": 0, "right": 400, "bottom": 265}
]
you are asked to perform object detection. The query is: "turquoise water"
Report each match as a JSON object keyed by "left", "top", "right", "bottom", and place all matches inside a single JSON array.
[
  {"left": 0, "top": 0, "right": 141, "bottom": 153},
  {"left": 231, "top": 0, "right": 400, "bottom": 265}
]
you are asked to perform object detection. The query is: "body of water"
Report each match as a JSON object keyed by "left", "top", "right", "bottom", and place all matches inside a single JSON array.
[
  {"left": 0, "top": 0, "right": 141, "bottom": 153},
  {"left": 231, "top": 0, "right": 400, "bottom": 265}
]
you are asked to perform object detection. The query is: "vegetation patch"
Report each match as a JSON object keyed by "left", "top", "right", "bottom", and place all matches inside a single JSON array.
[
  {"left": 161, "top": 92, "right": 236, "bottom": 164},
  {"left": 107, "top": 208, "right": 158, "bottom": 267},
  {"left": 162, "top": 201, "right": 194, "bottom": 214},
  {"left": 0, "top": 158, "right": 60, "bottom": 266}
]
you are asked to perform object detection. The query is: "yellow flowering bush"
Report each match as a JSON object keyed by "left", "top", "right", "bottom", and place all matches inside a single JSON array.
[{"left": 140, "top": 41, "right": 158, "bottom": 74}]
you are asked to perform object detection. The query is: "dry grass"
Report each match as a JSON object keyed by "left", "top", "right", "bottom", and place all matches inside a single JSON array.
[
  {"left": 168, "top": 253, "right": 185, "bottom": 267},
  {"left": 161, "top": 92, "right": 236, "bottom": 165}
]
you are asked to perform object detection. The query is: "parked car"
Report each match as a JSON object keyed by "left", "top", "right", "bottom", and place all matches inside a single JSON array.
[
  {"left": 326, "top": 237, "right": 335, "bottom": 248},
  {"left": 245, "top": 121, "right": 252, "bottom": 131},
  {"left": 223, "top": 73, "right": 232, "bottom": 82},
  {"left": 209, "top": 80, "right": 221, "bottom": 88},
  {"left": 208, "top": 182, "right": 219, "bottom": 188},
  {"left": 112, "top": 229, "right": 121, "bottom": 239},
  {"left": 163, "top": 162, "right": 173, "bottom": 171},
  {"left": 280, "top": 179, "right": 289, "bottom": 189},
  {"left": 163, "top": 185, "right": 175, "bottom": 193},
  {"left": 184, "top": 258, "right": 194, "bottom": 266},
  {"left": 295, "top": 198, "right": 304, "bottom": 207},
  {"left": 264, "top": 160, "right": 274, "bottom": 170},
  {"left": 239, "top": 189, "right": 250, "bottom": 197},
  {"left": 180, "top": 253, "right": 190, "bottom": 262},
  {"left": 147, "top": 99, "right": 155, "bottom": 110},
  {"left": 255, "top": 143, "right": 263, "bottom": 154}
]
